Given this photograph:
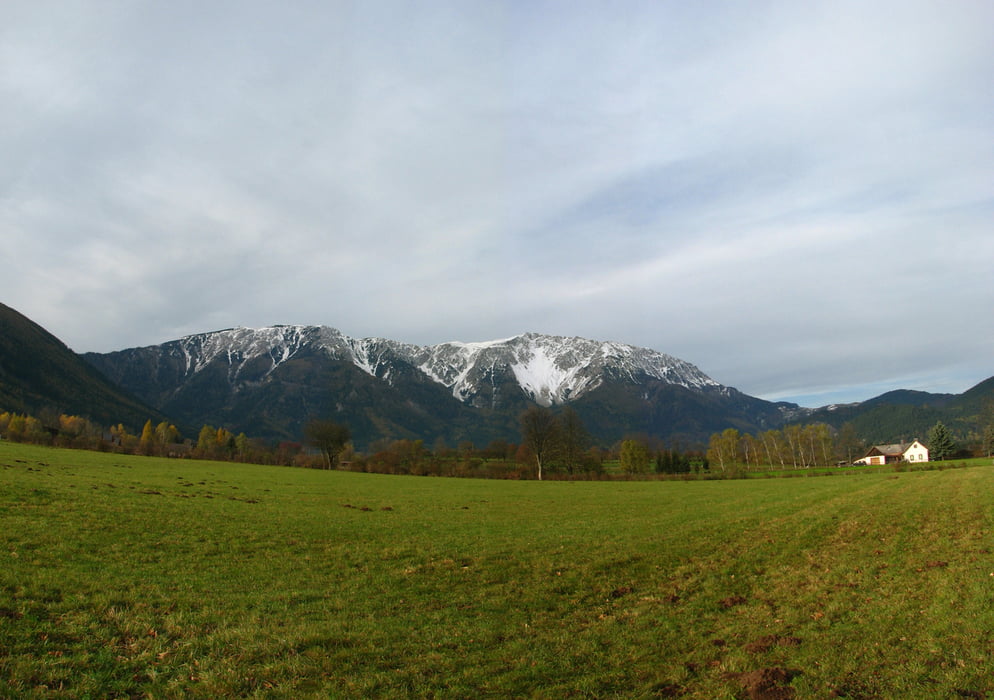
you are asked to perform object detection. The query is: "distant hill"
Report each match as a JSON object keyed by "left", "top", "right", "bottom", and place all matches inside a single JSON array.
[
  {"left": 803, "top": 380, "right": 994, "bottom": 444},
  {"left": 0, "top": 302, "right": 164, "bottom": 430}
]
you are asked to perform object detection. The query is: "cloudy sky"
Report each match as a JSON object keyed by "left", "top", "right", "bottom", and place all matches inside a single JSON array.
[{"left": 3, "top": 1, "right": 992, "bottom": 407}]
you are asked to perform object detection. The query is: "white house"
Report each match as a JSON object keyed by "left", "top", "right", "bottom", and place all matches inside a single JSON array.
[{"left": 855, "top": 440, "right": 929, "bottom": 465}]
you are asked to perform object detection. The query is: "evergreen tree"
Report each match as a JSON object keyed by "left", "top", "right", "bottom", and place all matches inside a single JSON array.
[
  {"left": 927, "top": 421, "right": 955, "bottom": 461},
  {"left": 655, "top": 449, "right": 672, "bottom": 474}
]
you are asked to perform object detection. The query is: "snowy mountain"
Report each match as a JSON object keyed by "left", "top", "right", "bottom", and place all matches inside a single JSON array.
[
  {"left": 101, "top": 325, "right": 719, "bottom": 406},
  {"left": 83, "top": 325, "right": 790, "bottom": 447}
]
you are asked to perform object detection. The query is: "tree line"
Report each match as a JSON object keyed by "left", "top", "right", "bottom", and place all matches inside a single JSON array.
[
  {"left": 4, "top": 404, "right": 990, "bottom": 480},
  {"left": 344, "top": 406, "right": 707, "bottom": 479},
  {"left": 0, "top": 407, "right": 708, "bottom": 479},
  {"left": 0, "top": 411, "right": 312, "bottom": 466},
  {"left": 0, "top": 408, "right": 877, "bottom": 478},
  {"left": 703, "top": 419, "right": 984, "bottom": 473},
  {"left": 706, "top": 423, "right": 853, "bottom": 472}
]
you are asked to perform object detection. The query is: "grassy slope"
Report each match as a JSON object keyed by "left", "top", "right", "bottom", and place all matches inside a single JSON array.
[{"left": 2, "top": 442, "right": 994, "bottom": 698}]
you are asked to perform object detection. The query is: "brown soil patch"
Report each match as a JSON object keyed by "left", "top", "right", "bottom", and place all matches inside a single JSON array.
[
  {"left": 652, "top": 682, "right": 683, "bottom": 697},
  {"left": 744, "top": 635, "right": 802, "bottom": 654},
  {"left": 719, "top": 595, "right": 748, "bottom": 609},
  {"left": 730, "top": 667, "right": 801, "bottom": 699}
]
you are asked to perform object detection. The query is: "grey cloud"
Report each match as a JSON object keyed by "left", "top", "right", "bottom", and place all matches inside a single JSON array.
[{"left": 2, "top": 0, "right": 993, "bottom": 406}]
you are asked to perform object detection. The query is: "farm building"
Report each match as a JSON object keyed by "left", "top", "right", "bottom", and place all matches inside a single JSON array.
[{"left": 855, "top": 440, "right": 929, "bottom": 465}]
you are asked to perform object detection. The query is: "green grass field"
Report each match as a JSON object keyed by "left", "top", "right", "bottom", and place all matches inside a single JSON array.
[{"left": 3, "top": 441, "right": 994, "bottom": 698}]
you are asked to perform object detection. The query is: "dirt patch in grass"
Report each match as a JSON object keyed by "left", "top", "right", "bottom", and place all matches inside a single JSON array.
[
  {"left": 827, "top": 671, "right": 879, "bottom": 698},
  {"left": 610, "top": 585, "right": 634, "bottom": 598},
  {"left": 729, "top": 667, "right": 801, "bottom": 699},
  {"left": 651, "top": 682, "right": 684, "bottom": 697},
  {"left": 744, "top": 635, "right": 802, "bottom": 654},
  {"left": 719, "top": 595, "right": 748, "bottom": 609},
  {"left": 0, "top": 607, "right": 23, "bottom": 620}
]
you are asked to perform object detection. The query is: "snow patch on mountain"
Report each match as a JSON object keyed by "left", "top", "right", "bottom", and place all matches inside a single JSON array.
[
  {"left": 346, "top": 338, "right": 391, "bottom": 378},
  {"left": 510, "top": 342, "right": 602, "bottom": 406}
]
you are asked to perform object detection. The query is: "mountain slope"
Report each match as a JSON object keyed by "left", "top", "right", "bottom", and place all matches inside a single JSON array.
[
  {"left": 415, "top": 332, "right": 719, "bottom": 407},
  {"left": 0, "top": 302, "right": 163, "bottom": 428},
  {"left": 804, "top": 379, "right": 994, "bottom": 443},
  {"left": 82, "top": 325, "right": 796, "bottom": 448}
]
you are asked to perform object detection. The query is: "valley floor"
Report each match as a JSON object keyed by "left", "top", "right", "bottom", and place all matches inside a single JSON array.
[{"left": 2, "top": 441, "right": 994, "bottom": 697}]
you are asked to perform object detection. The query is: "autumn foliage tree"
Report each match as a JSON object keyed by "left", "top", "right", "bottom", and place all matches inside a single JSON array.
[
  {"left": 704, "top": 422, "right": 873, "bottom": 470},
  {"left": 619, "top": 439, "right": 650, "bottom": 474},
  {"left": 139, "top": 420, "right": 156, "bottom": 455},
  {"left": 707, "top": 428, "right": 741, "bottom": 472}
]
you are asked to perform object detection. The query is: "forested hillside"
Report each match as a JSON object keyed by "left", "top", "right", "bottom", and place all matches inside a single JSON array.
[
  {"left": 0, "top": 303, "right": 163, "bottom": 429},
  {"left": 802, "top": 380, "right": 994, "bottom": 445}
]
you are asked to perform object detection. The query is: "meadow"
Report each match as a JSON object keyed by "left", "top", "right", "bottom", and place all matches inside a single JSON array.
[{"left": 2, "top": 441, "right": 994, "bottom": 698}]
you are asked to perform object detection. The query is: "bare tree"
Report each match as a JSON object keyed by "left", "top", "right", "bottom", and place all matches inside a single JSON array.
[
  {"left": 558, "top": 407, "right": 590, "bottom": 476},
  {"left": 305, "top": 419, "right": 351, "bottom": 469},
  {"left": 519, "top": 406, "right": 559, "bottom": 481}
]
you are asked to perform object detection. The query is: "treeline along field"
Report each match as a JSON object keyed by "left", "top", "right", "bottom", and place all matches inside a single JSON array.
[{"left": 2, "top": 441, "right": 994, "bottom": 697}]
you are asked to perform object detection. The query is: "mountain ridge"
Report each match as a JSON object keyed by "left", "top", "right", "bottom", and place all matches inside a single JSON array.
[
  {"left": 3, "top": 303, "right": 987, "bottom": 450},
  {"left": 100, "top": 324, "right": 725, "bottom": 408},
  {"left": 82, "top": 324, "right": 787, "bottom": 448}
]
